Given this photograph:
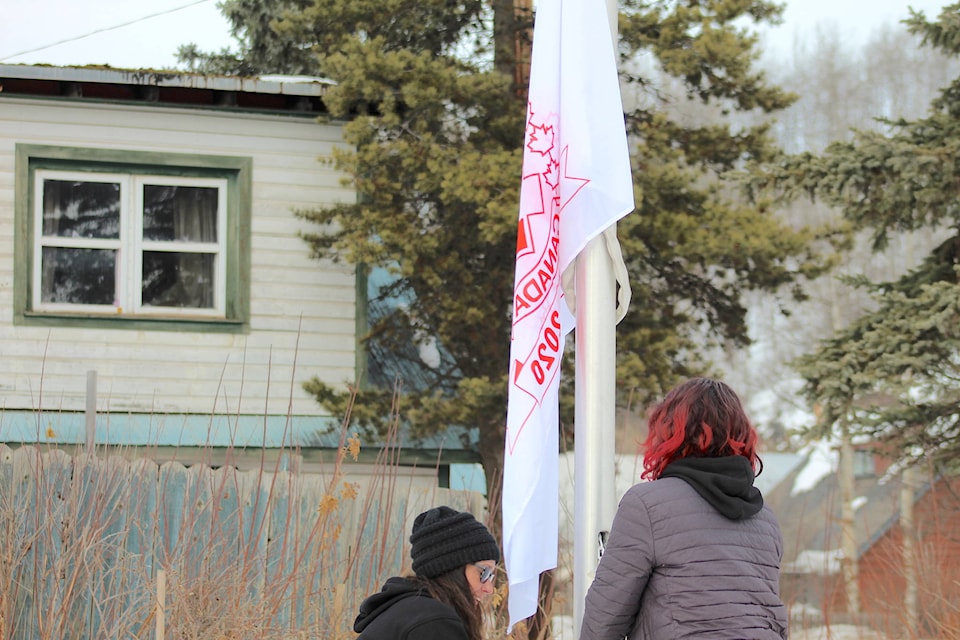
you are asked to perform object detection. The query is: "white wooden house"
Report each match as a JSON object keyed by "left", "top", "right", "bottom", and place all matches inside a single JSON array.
[
  {"left": 0, "top": 64, "right": 482, "bottom": 483},
  {"left": 0, "top": 68, "right": 489, "bottom": 635},
  {"left": 0, "top": 65, "right": 363, "bottom": 455}
]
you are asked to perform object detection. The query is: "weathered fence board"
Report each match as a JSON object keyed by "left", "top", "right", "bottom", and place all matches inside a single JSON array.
[
  {"left": 236, "top": 467, "right": 269, "bottom": 609},
  {"left": 0, "top": 444, "right": 484, "bottom": 639},
  {"left": 4, "top": 445, "right": 37, "bottom": 639},
  {"left": 123, "top": 456, "right": 160, "bottom": 637}
]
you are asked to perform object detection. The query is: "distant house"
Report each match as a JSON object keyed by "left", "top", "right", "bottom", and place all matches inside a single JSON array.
[
  {"left": 767, "top": 443, "right": 960, "bottom": 637},
  {"left": 855, "top": 472, "right": 960, "bottom": 637},
  {"left": 0, "top": 64, "right": 479, "bottom": 479}
]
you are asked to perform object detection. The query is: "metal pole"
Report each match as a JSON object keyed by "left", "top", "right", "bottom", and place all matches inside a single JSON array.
[
  {"left": 572, "top": 1, "right": 621, "bottom": 633},
  {"left": 573, "top": 236, "right": 619, "bottom": 632}
]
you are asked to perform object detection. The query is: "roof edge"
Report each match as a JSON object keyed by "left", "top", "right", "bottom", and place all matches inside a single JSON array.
[{"left": 0, "top": 63, "right": 333, "bottom": 97}]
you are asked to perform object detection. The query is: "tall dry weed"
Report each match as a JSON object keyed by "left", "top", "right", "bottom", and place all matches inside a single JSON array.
[{"left": 0, "top": 391, "right": 485, "bottom": 639}]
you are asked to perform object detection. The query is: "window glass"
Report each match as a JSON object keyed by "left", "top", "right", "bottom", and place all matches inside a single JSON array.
[
  {"left": 142, "top": 252, "right": 215, "bottom": 308},
  {"left": 142, "top": 184, "right": 219, "bottom": 243},
  {"left": 853, "top": 449, "right": 875, "bottom": 477},
  {"left": 42, "top": 179, "right": 120, "bottom": 238},
  {"left": 40, "top": 247, "right": 116, "bottom": 305}
]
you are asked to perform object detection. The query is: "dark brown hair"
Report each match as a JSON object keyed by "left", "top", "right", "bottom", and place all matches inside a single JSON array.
[
  {"left": 642, "top": 377, "right": 760, "bottom": 480},
  {"left": 413, "top": 568, "right": 485, "bottom": 640}
]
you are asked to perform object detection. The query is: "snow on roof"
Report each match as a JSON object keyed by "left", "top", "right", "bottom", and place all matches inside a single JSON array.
[
  {"left": 783, "top": 548, "right": 843, "bottom": 575},
  {"left": 258, "top": 74, "right": 335, "bottom": 86},
  {"left": 755, "top": 451, "right": 806, "bottom": 495},
  {"left": 791, "top": 439, "right": 837, "bottom": 496},
  {"left": 0, "top": 64, "right": 332, "bottom": 96}
]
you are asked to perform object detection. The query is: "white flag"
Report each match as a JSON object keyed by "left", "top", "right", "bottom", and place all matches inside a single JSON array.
[{"left": 503, "top": 0, "right": 634, "bottom": 630}]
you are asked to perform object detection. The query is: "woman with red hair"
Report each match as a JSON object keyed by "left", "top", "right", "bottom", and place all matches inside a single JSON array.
[{"left": 580, "top": 377, "right": 788, "bottom": 639}]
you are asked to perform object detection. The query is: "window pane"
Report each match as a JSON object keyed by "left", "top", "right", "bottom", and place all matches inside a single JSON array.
[
  {"left": 142, "top": 185, "right": 219, "bottom": 242},
  {"left": 41, "top": 247, "right": 116, "bottom": 304},
  {"left": 42, "top": 180, "right": 121, "bottom": 238},
  {"left": 142, "top": 252, "right": 215, "bottom": 309}
]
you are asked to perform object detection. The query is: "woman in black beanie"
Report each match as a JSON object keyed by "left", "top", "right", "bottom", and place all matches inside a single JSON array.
[{"left": 353, "top": 505, "right": 501, "bottom": 640}]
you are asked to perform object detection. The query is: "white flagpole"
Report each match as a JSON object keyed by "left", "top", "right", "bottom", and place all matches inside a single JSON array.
[
  {"left": 572, "top": 0, "right": 621, "bottom": 633},
  {"left": 572, "top": 236, "right": 618, "bottom": 631}
]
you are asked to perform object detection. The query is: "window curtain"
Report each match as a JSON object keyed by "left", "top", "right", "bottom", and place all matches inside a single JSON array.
[{"left": 142, "top": 184, "right": 217, "bottom": 308}]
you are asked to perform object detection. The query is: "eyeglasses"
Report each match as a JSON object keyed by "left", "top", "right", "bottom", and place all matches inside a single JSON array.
[{"left": 474, "top": 563, "right": 496, "bottom": 584}]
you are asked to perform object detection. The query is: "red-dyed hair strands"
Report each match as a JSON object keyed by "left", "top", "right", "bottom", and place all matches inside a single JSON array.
[{"left": 641, "top": 378, "right": 761, "bottom": 480}]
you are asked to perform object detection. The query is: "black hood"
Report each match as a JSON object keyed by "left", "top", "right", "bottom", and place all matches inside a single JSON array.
[
  {"left": 353, "top": 577, "right": 422, "bottom": 633},
  {"left": 660, "top": 456, "right": 764, "bottom": 520}
]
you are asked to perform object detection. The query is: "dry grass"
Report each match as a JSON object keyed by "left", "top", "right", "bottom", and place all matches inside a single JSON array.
[{"left": 0, "top": 401, "right": 485, "bottom": 640}]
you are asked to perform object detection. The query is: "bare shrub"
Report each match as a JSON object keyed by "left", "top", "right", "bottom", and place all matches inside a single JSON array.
[{"left": 0, "top": 399, "right": 485, "bottom": 639}]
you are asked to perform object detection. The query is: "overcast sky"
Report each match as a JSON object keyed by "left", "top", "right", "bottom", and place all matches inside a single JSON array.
[{"left": 0, "top": 0, "right": 953, "bottom": 70}]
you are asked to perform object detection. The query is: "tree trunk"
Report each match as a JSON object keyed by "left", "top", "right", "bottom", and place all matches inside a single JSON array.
[
  {"left": 526, "top": 569, "right": 556, "bottom": 640},
  {"left": 900, "top": 465, "right": 918, "bottom": 635},
  {"left": 838, "top": 429, "right": 859, "bottom": 616},
  {"left": 477, "top": 416, "right": 506, "bottom": 535},
  {"left": 492, "top": 0, "right": 533, "bottom": 96}
]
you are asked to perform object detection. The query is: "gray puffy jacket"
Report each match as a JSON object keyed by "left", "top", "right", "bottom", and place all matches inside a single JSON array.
[{"left": 580, "top": 456, "right": 788, "bottom": 640}]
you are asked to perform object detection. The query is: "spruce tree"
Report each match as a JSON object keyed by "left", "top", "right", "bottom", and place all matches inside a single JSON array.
[
  {"left": 179, "top": 0, "right": 826, "bottom": 492},
  {"left": 758, "top": 4, "right": 960, "bottom": 466}
]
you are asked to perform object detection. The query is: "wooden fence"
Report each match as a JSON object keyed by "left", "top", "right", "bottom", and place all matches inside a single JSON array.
[{"left": 0, "top": 444, "right": 484, "bottom": 639}]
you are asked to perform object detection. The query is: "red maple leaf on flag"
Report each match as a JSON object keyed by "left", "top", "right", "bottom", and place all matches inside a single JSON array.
[
  {"left": 542, "top": 156, "right": 560, "bottom": 190},
  {"left": 527, "top": 122, "right": 555, "bottom": 157}
]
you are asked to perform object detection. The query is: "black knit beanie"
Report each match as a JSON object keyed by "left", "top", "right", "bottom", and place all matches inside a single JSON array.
[{"left": 409, "top": 506, "right": 500, "bottom": 579}]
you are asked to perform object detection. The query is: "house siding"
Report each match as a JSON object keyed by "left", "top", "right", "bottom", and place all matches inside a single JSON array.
[
  {"left": 856, "top": 476, "right": 960, "bottom": 637},
  {"left": 0, "top": 97, "right": 357, "bottom": 446}
]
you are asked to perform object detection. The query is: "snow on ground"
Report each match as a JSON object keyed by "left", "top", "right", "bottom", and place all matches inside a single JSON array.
[
  {"left": 552, "top": 615, "right": 575, "bottom": 638},
  {"left": 551, "top": 616, "right": 891, "bottom": 639},
  {"left": 791, "top": 624, "right": 892, "bottom": 639}
]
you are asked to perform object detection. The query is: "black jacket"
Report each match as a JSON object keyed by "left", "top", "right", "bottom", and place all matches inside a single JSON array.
[
  {"left": 659, "top": 455, "right": 764, "bottom": 520},
  {"left": 354, "top": 576, "right": 469, "bottom": 640}
]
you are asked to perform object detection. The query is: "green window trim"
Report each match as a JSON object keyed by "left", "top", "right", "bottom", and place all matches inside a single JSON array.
[{"left": 14, "top": 144, "right": 252, "bottom": 333}]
